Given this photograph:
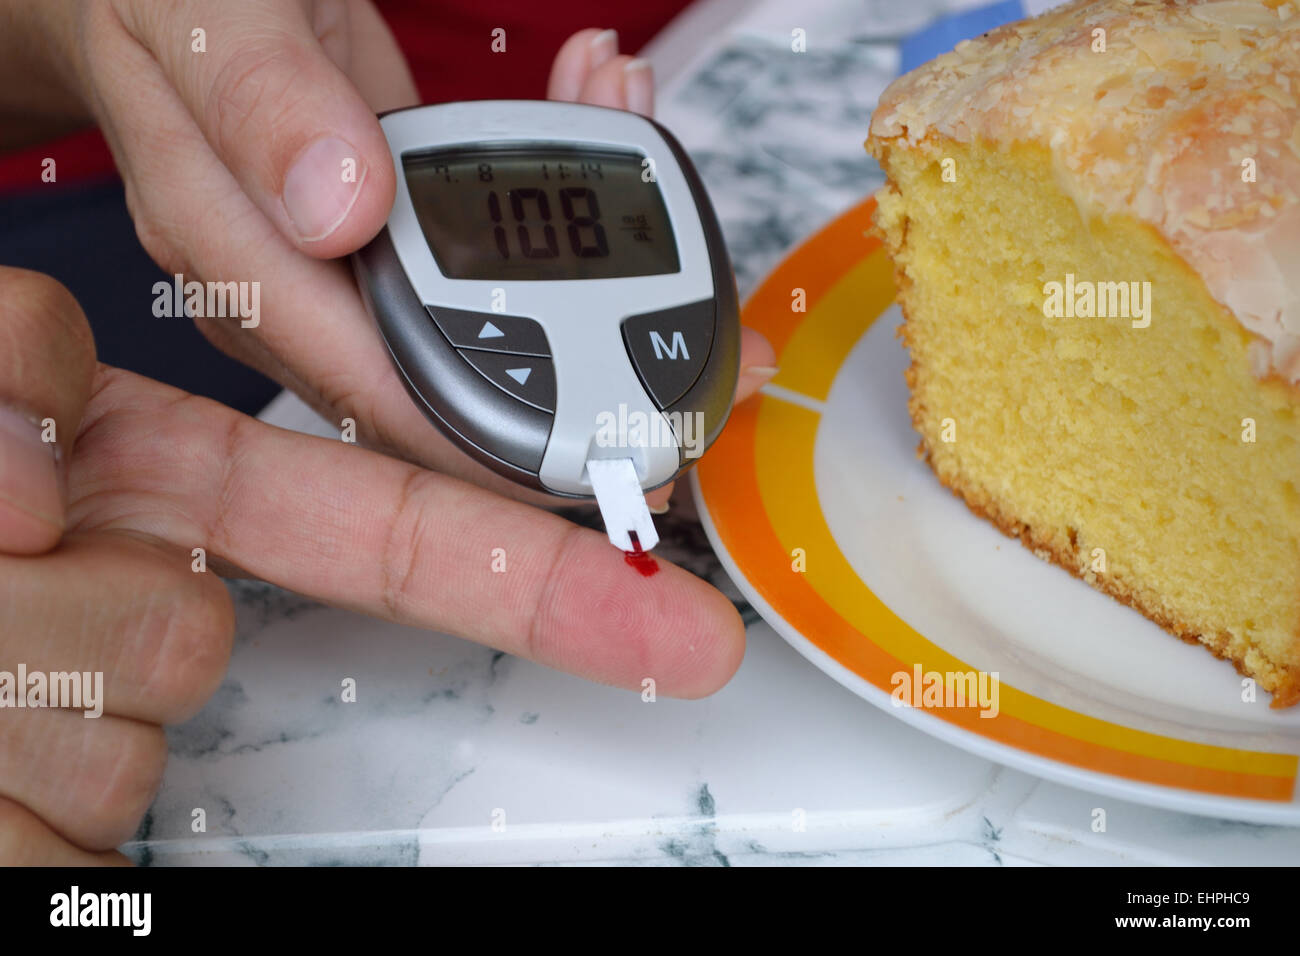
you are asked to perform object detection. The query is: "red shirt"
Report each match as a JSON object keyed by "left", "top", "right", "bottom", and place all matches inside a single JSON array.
[{"left": 0, "top": 0, "right": 692, "bottom": 192}]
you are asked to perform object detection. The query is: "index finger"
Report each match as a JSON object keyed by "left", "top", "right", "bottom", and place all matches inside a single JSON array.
[{"left": 70, "top": 369, "right": 746, "bottom": 698}]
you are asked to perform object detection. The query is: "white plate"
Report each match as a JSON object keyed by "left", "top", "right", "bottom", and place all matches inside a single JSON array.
[{"left": 693, "top": 199, "right": 1300, "bottom": 824}]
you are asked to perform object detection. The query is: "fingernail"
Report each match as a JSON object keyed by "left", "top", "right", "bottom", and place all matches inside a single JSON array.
[
  {"left": 589, "top": 29, "right": 619, "bottom": 68},
  {"left": 282, "top": 136, "right": 367, "bottom": 242},
  {"left": 624, "top": 58, "right": 654, "bottom": 116},
  {"left": 742, "top": 365, "right": 779, "bottom": 383},
  {"left": 649, "top": 500, "right": 670, "bottom": 515},
  {"left": 0, "top": 406, "right": 61, "bottom": 530}
]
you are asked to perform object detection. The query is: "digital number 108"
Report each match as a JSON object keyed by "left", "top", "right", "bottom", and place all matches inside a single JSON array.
[{"left": 488, "top": 188, "right": 609, "bottom": 260}]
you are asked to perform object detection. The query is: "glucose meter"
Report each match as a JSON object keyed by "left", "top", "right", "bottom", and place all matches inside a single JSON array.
[{"left": 353, "top": 101, "right": 740, "bottom": 552}]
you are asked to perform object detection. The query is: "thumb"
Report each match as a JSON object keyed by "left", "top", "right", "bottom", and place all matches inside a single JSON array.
[
  {"left": 0, "top": 269, "right": 97, "bottom": 555},
  {"left": 113, "top": 0, "right": 397, "bottom": 257}
]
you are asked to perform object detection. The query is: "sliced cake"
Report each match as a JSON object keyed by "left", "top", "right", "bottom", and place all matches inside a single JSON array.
[{"left": 866, "top": 0, "right": 1300, "bottom": 705}]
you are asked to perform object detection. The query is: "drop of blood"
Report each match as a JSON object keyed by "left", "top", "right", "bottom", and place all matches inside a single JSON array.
[
  {"left": 623, "top": 531, "right": 659, "bottom": 577},
  {"left": 624, "top": 549, "right": 659, "bottom": 577}
]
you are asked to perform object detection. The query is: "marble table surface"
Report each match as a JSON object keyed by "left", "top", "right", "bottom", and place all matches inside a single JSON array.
[{"left": 123, "top": 0, "right": 1300, "bottom": 865}]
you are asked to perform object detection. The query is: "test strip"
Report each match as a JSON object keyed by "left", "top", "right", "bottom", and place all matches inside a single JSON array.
[{"left": 586, "top": 457, "right": 660, "bottom": 553}]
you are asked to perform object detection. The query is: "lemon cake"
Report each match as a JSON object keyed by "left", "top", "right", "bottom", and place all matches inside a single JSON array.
[{"left": 866, "top": 0, "right": 1300, "bottom": 706}]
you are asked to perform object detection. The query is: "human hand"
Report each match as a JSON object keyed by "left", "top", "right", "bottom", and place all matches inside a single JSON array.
[
  {"left": 0, "top": 266, "right": 746, "bottom": 862},
  {"left": 28, "top": 3, "right": 774, "bottom": 507}
]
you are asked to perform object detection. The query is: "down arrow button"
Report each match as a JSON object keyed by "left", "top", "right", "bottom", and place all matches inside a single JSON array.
[{"left": 457, "top": 348, "right": 556, "bottom": 413}]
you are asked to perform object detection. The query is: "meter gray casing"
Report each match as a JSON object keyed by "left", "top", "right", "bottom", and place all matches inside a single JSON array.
[{"left": 352, "top": 101, "right": 739, "bottom": 498}]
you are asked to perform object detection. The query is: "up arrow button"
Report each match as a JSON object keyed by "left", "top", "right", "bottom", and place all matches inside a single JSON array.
[{"left": 425, "top": 306, "right": 551, "bottom": 357}]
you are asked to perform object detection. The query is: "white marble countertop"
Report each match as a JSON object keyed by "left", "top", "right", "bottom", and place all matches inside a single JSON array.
[{"left": 123, "top": 0, "right": 1300, "bottom": 866}]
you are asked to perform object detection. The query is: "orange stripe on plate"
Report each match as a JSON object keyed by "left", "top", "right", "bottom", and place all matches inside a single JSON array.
[{"left": 741, "top": 200, "right": 881, "bottom": 360}]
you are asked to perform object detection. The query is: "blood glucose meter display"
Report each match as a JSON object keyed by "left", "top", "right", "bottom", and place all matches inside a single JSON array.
[{"left": 402, "top": 147, "right": 681, "bottom": 281}]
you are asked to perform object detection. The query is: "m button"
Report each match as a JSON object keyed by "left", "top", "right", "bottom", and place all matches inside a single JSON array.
[{"left": 621, "top": 300, "right": 715, "bottom": 409}]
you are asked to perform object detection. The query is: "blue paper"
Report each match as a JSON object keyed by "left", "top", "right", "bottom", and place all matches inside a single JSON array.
[{"left": 898, "top": 1, "right": 1027, "bottom": 74}]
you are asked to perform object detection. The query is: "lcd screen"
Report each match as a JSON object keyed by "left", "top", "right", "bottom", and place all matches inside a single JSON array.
[{"left": 402, "top": 146, "right": 681, "bottom": 281}]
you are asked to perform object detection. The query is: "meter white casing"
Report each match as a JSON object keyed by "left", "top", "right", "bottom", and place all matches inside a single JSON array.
[{"left": 352, "top": 101, "right": 739, "bottom": 498}]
